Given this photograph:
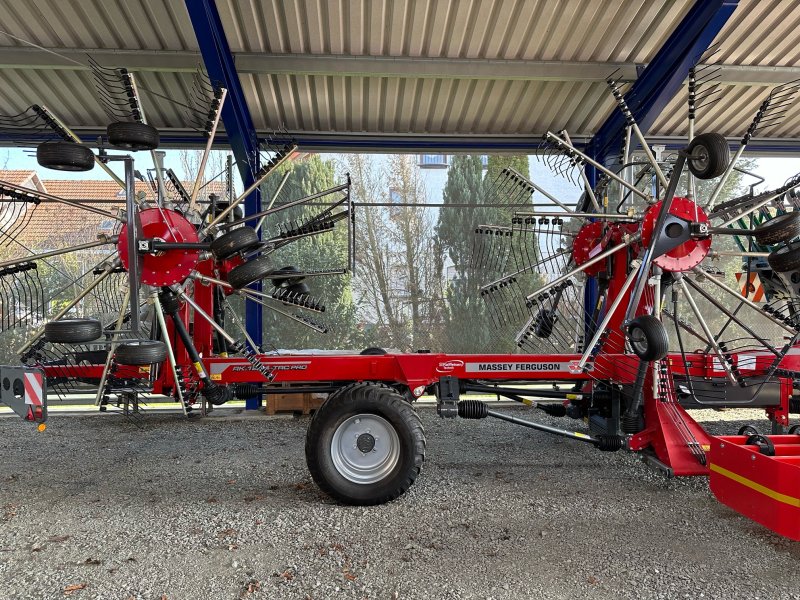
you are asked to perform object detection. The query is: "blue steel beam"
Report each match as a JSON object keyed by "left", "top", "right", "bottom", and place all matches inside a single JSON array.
[
  {"left": 587, "top": 0, "right": 739, "bottom": 164},
  {"left": 185, "top": 0, "right": 263, "bottom": 408}
]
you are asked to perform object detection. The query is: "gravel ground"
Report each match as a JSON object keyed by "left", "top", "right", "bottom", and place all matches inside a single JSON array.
[{"left": 1, "top": 406, "right": 799, "bottom": 600}]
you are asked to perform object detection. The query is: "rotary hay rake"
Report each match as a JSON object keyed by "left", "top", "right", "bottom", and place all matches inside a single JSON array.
[{"left": 1, "top": 56, "right": 800, "bottom": 541}]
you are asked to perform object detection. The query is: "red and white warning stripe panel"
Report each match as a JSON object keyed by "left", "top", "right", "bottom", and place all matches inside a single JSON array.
[
  {"left": 23, "top": 371, "right": 43, "bottom": 407},
  {"left": 734, "top": 272, "right": 765, "bottom": 302}
]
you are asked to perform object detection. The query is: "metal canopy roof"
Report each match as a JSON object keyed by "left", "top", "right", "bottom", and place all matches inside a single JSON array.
[{"left": 0, "top": 0, "right": 798, "bottom": 151}]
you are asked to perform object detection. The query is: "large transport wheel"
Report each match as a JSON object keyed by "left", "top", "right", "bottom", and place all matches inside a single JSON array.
[
  {"left": 44, "top": 318, "right": 102, "bottom": 343},
  {"left": 305, "top": 382, "right": 426, "bottom": 505},
  {"left": 36, "top": 141, "right": 95, "bottom": 172}
]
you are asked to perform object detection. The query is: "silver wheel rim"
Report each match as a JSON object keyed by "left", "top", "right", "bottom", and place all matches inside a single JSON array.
[
  {"left": 330, "top": 413, "right": 400, "bottom": 484},
  {"left": 629, "top": 327, "right": 648, "bottom": 355},
  {"left": 692, "top": 144, "right": 709, "bottom": 171}
]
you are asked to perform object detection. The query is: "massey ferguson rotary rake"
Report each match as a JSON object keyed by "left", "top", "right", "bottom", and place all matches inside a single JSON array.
[{"left": 1, "top": 59, "right": 800, "bottom": 541}]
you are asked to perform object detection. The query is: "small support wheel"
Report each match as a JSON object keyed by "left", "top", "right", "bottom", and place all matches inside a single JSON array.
[
  {"left": 210, "top": 226, "right": 261, "bottom": 260},
  {"left": 36, "top": 141, "right": 95, "bottom": 172},
  {"left": 687, "top": 133, "right": 730, "bottom": 180},
  {"left": 115, "top": 340, "right": 168, "bottom": 365},
  {"left": 227, "top": 256, "right": 273, "bottom": 289},
  {"left": 753, "top": 212, "right": 800, "bottom": 246},
  {"left": 788, "top": 424, "right": 800, "bottom": 435},
  {"left": 44, "top": 318, "right": 102, "bottom": 343},
  {"left": 745, "top": 434, "right": 776, "bottom": 456},
  {"left": 107, "top": 121, "right": 160, "bottom": 151},
  {"left": 305, "top": 382, "right": 426, "bottom": 505},
  {"left": 627, "top": 315, "right": 669, "bottom": 361},
  {"left": 738, "top": 425, "right": 759, "bottom": 436}
]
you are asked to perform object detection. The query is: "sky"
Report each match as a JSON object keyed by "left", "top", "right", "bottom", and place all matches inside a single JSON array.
[{"left": 2, "top": 147, "right": 799, "bottom": 204}]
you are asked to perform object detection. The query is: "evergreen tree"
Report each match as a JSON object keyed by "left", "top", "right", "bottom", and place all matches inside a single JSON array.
[
  {"left": 259, "top": 155, "right": 358, "bottom": 350},
  {"left": 436, "top": 155, "right": 501, "bottom": 352}
]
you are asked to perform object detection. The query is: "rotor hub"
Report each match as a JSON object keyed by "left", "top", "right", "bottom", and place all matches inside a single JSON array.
[
  {"left": 640, "top": 197, "right": 711, "bottom": 272},
  {"left": 118, "top": 208, "right": 201, "bottom": 286}
]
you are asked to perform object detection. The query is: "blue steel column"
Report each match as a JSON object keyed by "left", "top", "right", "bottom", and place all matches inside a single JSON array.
[
  {"left": 581, "top": 0, "right": 738, "bottom": 341},
  {"left": 587, "top": 0, "right": 738, "bottom": 164},
  {"left": 185, "top": 0, "right": 264, "bottom": 408}
]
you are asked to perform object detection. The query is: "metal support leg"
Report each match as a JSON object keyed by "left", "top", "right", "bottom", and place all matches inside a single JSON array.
[
  {"left": 152, "top": 293, "right": 187, "bottom": 415},
  {"left": 94, "top": 288, "right": 131, "bottom": 407}
]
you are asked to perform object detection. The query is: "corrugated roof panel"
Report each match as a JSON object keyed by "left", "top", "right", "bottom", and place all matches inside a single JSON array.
[
  {"left": 713, "top": 0, "right": 800, "bottom": 67},
  {"left": 240, "top": 74, "right": 619, "bottom": 137},
  {"left": 217, "top": 0, "right": 695, "bottom": 62},
  {"left": 0, "top": 0, "right": 195, "bottom": 51},
  {"left": 646, "top": 84, "right": 800, "bottom": 138}
]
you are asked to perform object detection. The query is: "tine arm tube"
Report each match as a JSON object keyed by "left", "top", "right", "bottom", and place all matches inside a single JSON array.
[
  {"left": 578, "top": 263, "right": 639, "bottom": 368},
  {"left": 692, "top": 266, "right": 797, "bottom": 333},
  {"left": 683, "top": 276, "right": 780, "bottom": 357},
  {"left": 527, "top": 237, "right": 637, "bottom": 302},
  {"left": 93, "top": 288, "right": 131, "bottom": 407},
  {"left": 202, "top": 144, "right": 297, "bottom": 233},
  {"left": 152, "top": 293, "right": 187, "bottom": 414},
  {"left": 0, "top": 180, "right": 123, "bottom": 221},
  {"left": 561, "top": 131, "right": 600, "bottom": 212},
  {"left": 678, "top": 278, "right": 738, "bottom": 384},
  {"left": 503, "top": 167, "right": 576, "bottom": 213},
  {"left": 545, "top": 132, "right": 650, "bottom": 201},
  {"left": 0, "top": 236, "right": 117, "bottom": 269},
  {"left": 631, "top": 123, "right": 668, "bottom": 191},
  {"left": 176, "top": 288, "right": 236, "bottom": 345},
  {"left": 223, "top": 183, "right": 349, "bottom": 229},
  {"left": 18, "top": 259, "right": 120, "bottom": 354},
  {"left": 717, "top": 189, "right": 784, "bottom": 228},
  {"left": 705, "top": 145, "right": 746, "bottom": 209},
  {"left": 256, "top": 170, "right": 291, "bottom": 231},
  {"left": 188, "top": 88, "right": 227, "bottom": 213}
]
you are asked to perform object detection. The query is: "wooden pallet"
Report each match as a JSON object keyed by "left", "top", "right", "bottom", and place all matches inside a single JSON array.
[{"left": 264, "top": 392, "right": 327, "bottom": 415}]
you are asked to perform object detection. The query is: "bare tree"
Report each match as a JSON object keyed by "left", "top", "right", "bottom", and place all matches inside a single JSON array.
[{"left": 343, "top": 153, "right": 443, "bottom": 351}]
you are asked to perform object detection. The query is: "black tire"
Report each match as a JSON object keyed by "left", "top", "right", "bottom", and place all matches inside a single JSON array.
[
  {"left": 107, "top": 121, "right": 160, "bottom": 151},
  {"left": 738, "top": 425, "right": 759, "bottom": 436},
  {"left": 745, "top": 434, "right": 775, "bottom": 456},
  {"left": 753, "top": 212, "right": 800, "bottom": 246},
  {"left": 210, "top": 227, "right": 260, "bottom": 260},
  {"left": 687, "top": 133, "right": 730, "bottom": 179},
  {"left": 115, "top": 340, "right": 168, "bottom": 365},
  {"left": 44, "top": 318, "right": 102, "bottom": 343},
  {"left": 360, "top": 347, "right": 387, "bottom": 355},
  {"left": 271, "top": 265, "right": 304, "bottom": 288},
  {"left": 627, "top": 315, "right": 669, "bottom": 361},
  {"left": 36, "top": 141, "right": 94, "bottom": 172},
  {"left": 533, "top": 309, "right": 557, "bottom": 338},
  {"left": 227, "top": 256, "right": 272, "bottom": 289},
  {"left": 767, "top": 243, "right": 800, "bottom": 273},
  {"left": 305, "top": 382, "right": 425, "bottom": 505},
  {"left": 789, "top": 424, "right": 800, "bottom": 434}
]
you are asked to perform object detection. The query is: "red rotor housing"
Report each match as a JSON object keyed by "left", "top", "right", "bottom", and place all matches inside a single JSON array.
[{"left": 118, "top": 208, "right": 201, "bottom": 286}]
